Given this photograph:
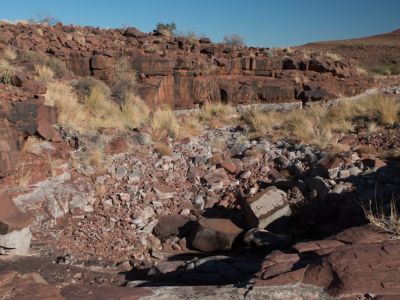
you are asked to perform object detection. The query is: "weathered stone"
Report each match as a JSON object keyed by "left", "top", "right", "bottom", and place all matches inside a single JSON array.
[
  {"left": 0, "top": 125, "right": 21, "bottom": 178},
  {"left": 105, "top": 137, "right": 129, "bottom": 154},
  {"left": 202, "top": 168, "right": 230, "bottom": 190},
  {"left": 153, "top": 215, "right": 189, "bottom": 241},
  {"left": 190, "top": 218, "right": 243, "bottom": 252},
  {"left": 153, "top": 185, "right": 175, "bottom": 200},
  {"left": 362, "top": 157, "right": 386, "bottom": 170},
  {"left": 221, "top": 159, "right": 237, "bottom": 174},
  {"left": 240, "top": 186, "right": 291, "bottom": 229},
  {"left": 306, "top": 176, "right": 330, "bottom": 201}
]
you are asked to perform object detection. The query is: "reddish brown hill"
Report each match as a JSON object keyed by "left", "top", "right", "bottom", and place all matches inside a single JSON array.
[
  {"left": 300, "top": 29, "right": 400, "bottom": 73},
  {"left": 0, "top": 22, "right": 378, "bottom": 109}
]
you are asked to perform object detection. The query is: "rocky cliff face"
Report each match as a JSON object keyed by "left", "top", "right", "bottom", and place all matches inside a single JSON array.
[{"left": 0, "top": 22, "right": 370, "bottom": 108}]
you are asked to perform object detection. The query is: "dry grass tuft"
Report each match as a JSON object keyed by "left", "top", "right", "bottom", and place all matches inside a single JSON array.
[
  {"left": 150, "top": 107, "right": 180, "bottom": 138},
  {"left": 14, "top": 163, "right": 32, "bottom": 188},
  {"left": 35, "top": 65, "right": 54, "bottom": 83},
  {"left": 370, "top": 95, "right": 400, "bottom": 126},
  {"left": 121, "top": 94, "right": 150, "bottom": 129},
  {"left": 47, "top": 80, "right": 154, "bottom": 135},
  {"left": 23, "top": 51, "right": 68, "bottom": 78},
  {"left": 197, "top": 102, "right": 235, "bottom": 127},
  {"left": 4, "top": 47, "right": 17, "bottom": 61},
  {"left": 45, "top": 81, "right": 89, "bottom": 131},
  {"left": 364, "top": 199, "right": 400, "bottom": 238},
  {"left": 154, "top": 144, "right": 173, "bottom": 157},
  {"left": 177, "top": 117, "right": 202, "bottom": 139},
  {"left": 241, "top": 109, "right": 280, "bottom": 134},
  {"left": 111, "top": 56, "right": 137, "bottom": 103},
  {"left": 22, "top": 136, "right": 53, "bottom": 155},
  {"left": 239, "top": 94, "right": 399, "bottom": 149},
  {"left": 0, "top": 59, "right": 15, "bottom": 84},
  {"left": 324, "top": 51, "right": 342, "bottom": 61}
]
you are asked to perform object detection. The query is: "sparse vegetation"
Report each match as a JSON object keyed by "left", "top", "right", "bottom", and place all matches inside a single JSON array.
[
  {"left": 14, "top": 162, "right": 32, "bottom": 188},
  {"left": 150, "top": 107, "right": 181, "bottom": 138},
  {"left": 35, "top": 65, "right": 54, "bottom": 83},
  {"left": 364, "top": 199, "right": 400, "bottom": 238},
  {"left": 197, "top": 102, "right": 235, "bottom": 127},
  {"left": 223, "top": 34, "right": 246, "bottom": 47},
  {"left": 22, "top": 50, "right": 68, "bottom": 78},
  {"left": 155, "top": 22, "right": 176, "bottom": 36},
  {"left": 47, "top": 80, "right": 151, "bottom": 134},
  {"left": 323, "top": 51, "right": 342, "bottom": 61},
  {"left": 3, "top": 47, "right": 17, "bottom": 61},
  {"left": 72, "top": 76, "right": 111, "bottom": 100},
  {"left": 21, "top": 136, "right": 53, "bottom": 155},
  {"left": 111, "top": 56, "right": 137, "bottom": 103},
  {"left": 29, "top": 12, "right": 59, "bottom": 26},
  {"left": 368, "top": 63, "right": 400, "bottom": 75},
  {"left": 121, "top": 94, "right": 150, "bottom": 129},
  {"left": 154, "top": 144, "right": 173, "bottom": 157},
  {"left": 240, "top": 94, "right": 400, "bottom": 148},
  {"left": 0, "top": 59, "right": 15, "bottom": 84}
]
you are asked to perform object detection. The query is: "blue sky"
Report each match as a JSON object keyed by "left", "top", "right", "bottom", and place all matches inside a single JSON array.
[{"left": 1, "top": 0, "right": 400, "bottom": 47}]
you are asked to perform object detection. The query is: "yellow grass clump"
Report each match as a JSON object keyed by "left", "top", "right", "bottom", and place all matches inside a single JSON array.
[
  {"left": 324, "top": 51, "right": 342, "bottom": 61},
  {"left": 45, "top": 81, "right": 89, "bottom": 131},
  {"left": 4, "top": 47, "right": 17, "bottom": 61},
  {"left": 0, "top": 59, "right": 14, "bottom": 84},
  {"left": 35, "top": 64, "right": 54, "bottom": 83},
  {"left": 197, "top": 102, "right": 235, "bottom": 127},
  {"left": 150, "top": 107, "right": 180, "bottom": 138},
  {"left": 121, "top": 94, "right": 150, "bottom": 129},
  {"left": 364, "top": 199, "right": 400, "bottom": 238}
]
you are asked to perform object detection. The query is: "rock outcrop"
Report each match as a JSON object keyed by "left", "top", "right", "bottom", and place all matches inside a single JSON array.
[{"left": 0, "top": 23, "right": 371, "bottom": 109}]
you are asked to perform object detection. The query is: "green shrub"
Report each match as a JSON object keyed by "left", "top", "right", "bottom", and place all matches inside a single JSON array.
[{"left": 156, "top": 22, "right": 176, "bottom": 36}]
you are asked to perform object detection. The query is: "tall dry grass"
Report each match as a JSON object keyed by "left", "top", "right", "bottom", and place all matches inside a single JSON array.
[
  {"left": 240, "top": 94, "right": 399, "bottom": 148},
  {"left": 364, "top": 199, "right": 400, "bottom": 238},
  {"left": 0, "top": 59, "right": 14, "bottom": 84},
  {"left": 197, "top": 102, "right": 235, "bottom": 127},
  {"left": 35, "top": 65, "right": 54, "bottom": 83}
]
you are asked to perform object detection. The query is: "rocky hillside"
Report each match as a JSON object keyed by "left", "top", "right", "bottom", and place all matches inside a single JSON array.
[
  {"left": 1, "top": 21, "right": 400, "bottom": 299},
  {"left": 301, "top": 28, "right": 400, "bottom": 75},
  {"left": 1, "top": 22, "right": 391, "bottom": 108}
]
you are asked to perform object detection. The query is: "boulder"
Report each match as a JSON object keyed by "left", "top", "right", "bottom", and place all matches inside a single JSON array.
[
  {"left": 0, "top": 125, "right": 21, "bottom": 178},
  {"left": 306, "top": 176, "right": 330, "bottom": 201},
  {"left": 8, "top": 101, "right": 58, "bottom": 139},
  {"left": 105, "top": 137, "right": 129, "bottom": 154},
  {"left": 90, "top": 54, "right": 113, "bottom": 70},
  {"left": 0, "top": 191, "right": 32, "bottom": 255},
  {"left": 21, "top": 80, "right": 46, "bottom": 95},
  {"left": 190, "top": 218, "right": 243, "bottom": 252},
  {"left": 202, "top": 168, "right": 230, "bottom": 190},
  {"left": 134, "top": 55, "right": 174, "bottom": 76},
  {"left": 153, "top": 185, "right": 175, "bottom": 200},
  {"left": 36, "top": 105, "right": 59, "bottom": 140},
  {"left": 362, "top": 157, "right": 386, "bottom": 170},
  {"left": 314, "top": 154, "right": 342, "bottom": 179},
  {"left": 240, "top": 186, "right": 291, "bottom": 229},
  {"left": 153, "top": 215, "right": 190, "bottom": 241}
]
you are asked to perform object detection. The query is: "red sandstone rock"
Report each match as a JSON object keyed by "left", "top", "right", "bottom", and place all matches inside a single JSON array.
[
  {"left": 0, "top": 125, "right": 20, "bottom": 178},
  {"left": 0, "top": 190, "right": 31, "bottom": 234},
  {"left": 240, "top": 186, "right": 291, "bottom": 229},
  {"left": 190, "top": 218, "right": 243, "bottom": 252}
]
